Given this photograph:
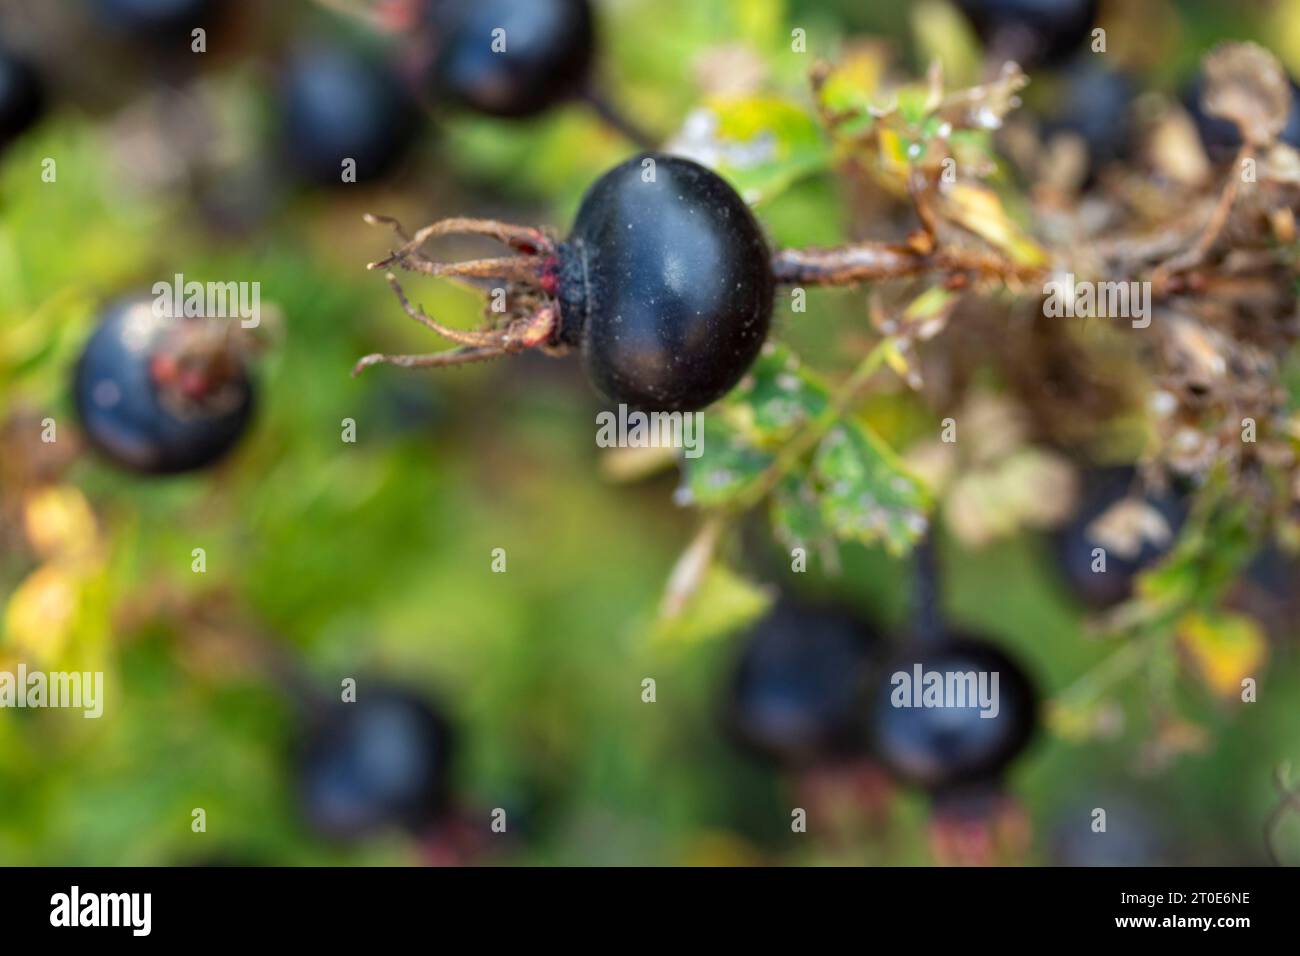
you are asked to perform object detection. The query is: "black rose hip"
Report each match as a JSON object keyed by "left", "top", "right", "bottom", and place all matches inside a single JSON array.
[
  {"left": 297, "top": 685, "right": 455, "bottom": 841},
  {"left": 559, "top": 154, "right": 775, "bottom": 411},
  {"left": 427, "top": 0, "right": 595, "bottom": 118},
  {"left": 355, "top": 152, "right": 775, "bottom": 413},
  {"left": 871, "top": 635, "right": 1038, "bottom": 793},
  {"left": 724, "top": 601, "right": 882, "bottom": 767},
  {"left": 956, "top": 0, "right": 1098, "bottom": 70},
  {"left": 73, "top": 296, "right": 255, "bottom": 474},
  {"left": 418, "top": 0, "right": 651, "bottom": 144},
  {"left": 275, "top": 41, "right": 418, "bottom": 187}
]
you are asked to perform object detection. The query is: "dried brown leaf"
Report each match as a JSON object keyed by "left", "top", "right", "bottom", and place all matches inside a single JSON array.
[
  {"left": 1200, "top": 42, "right": 1292, "bottom": 147},
  {"left": 1087, "top": 498, "right": 1173, "bottom": 561}
]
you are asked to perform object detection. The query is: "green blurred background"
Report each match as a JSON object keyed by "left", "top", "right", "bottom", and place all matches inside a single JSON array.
[{"left": 2, "top": 0, "right": 1300, "bottom": 866}]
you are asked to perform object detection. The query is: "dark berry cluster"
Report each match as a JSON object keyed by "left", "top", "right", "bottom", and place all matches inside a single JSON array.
[{"left": 725, "top": 597, "right": 1040, "bottom": 798}]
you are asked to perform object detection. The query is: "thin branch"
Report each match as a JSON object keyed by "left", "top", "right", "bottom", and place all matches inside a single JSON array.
[
  {"left": 352, "top": 345, "right": 506, "bottom": 377},
  {"left": 659, "top": 515, "right": 726, "bottom": 620},
  {"left": 770, "top": 242, "right": 1045, "bottom": 287},
  {"left": 384, "top": 272, "right": 507, "bottom": 347},
  {"left": 1151, "top": 144, "right": 1256, "bottom": 293},
  {"left": 771, "top": 243, "right": 924, "bottom": 285},
  {"left": 363, "top": 213, "right": 412, "bottom": 244},
  {"left": 581, "top": 88, "right": 659, "bottom": 149},
  {"left": 908, "top": 168, "right": 942, "bottom": 241},
  {"left": 380, "top": 254, "right": 547, "bottom": 283},
  {"left": 1050, "top": 633, "right": 1157, "bottom": 713},
  {"left": 365, "top": 214, "right": 554, "bottom": 271}
]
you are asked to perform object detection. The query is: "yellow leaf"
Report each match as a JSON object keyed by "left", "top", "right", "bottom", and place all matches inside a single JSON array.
[
  {"left": 883, "top": 341, "right": 914, "bottom": 380},
  {"left": 1046, "top": 700, "right": 1092, "bottom": 741},
  {"left": 817, "top": 48, "right": 888, "bottom": 116},
  {"left": 3, "top": 563, "right": 81, "bottom": 661},
  {"left": 1046, "top": 699, "right": 1124, "bottom": 742},
  {"left": 1271, "top": 0, "right": 1300, "bottom": 80},
  {"left": 23, "top": 484, "right": 98, "bottom": 561},
  {"left": 875, "top": 128, "right": 912, "bottom": 192},
  {"left": 1178, "top": 610, "right": 1267, "bottom": 698},
  {"left": 940, "top": 183, "right": 1047, "bottom": 266},
  {"left": 902, "top": 286, "right": 958, "bottom": 339}
]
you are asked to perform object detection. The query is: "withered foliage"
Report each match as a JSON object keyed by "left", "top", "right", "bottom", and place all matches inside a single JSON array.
[{"left": 883, "top": 43, "right": 1300, "bottom": 522}]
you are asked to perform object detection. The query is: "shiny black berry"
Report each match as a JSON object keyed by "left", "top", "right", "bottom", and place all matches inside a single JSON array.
[
  {"left": 276, "top": 42, "right": 418, "bottom": 187},
  {"left": 356, "top": 153, "right": 772, "bottom": 410},
  {"left": 93, "top": 0, "right": 224, "bottom": 39},
  {"left": 956, "top": 0, "right": 1098, "bottom": 69},
  {"left": 0, "top": 47, "right": 45, "bottom": 152},
  {"left": 1184, "top": 71, "right": 1300, "bottom": 164},
  {"left": 724, "top": 602, "right": 882, "bottom": 767},
  {"left": 1053, "top": 466, "right": 1187, "bottom": 609},
  {"left": 73, "top": 296, "right": 255, "bottom": 475},
  {"left": 871, "top": 635, "right": 1038, "bottom": 792},
  {"left": 297, "top": 684, "right": 454, "bottom": 841},
  {"left": 427, "top": 0, "right": 595, "bottom": 118},
  {"left": 556, "top": 153, "right": 775, "bottom": 412}
]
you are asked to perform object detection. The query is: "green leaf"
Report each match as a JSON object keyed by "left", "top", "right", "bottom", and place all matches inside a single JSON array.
[
  {"left": 679, "top": 343, "right": 831, "bottom": 510},
  {"left": 812, "top": 421, "right": 931, "bottom": 555},
  {"left": 770, "top": 473, "right": 826, "bottom": 549},
  {"left": 651, "top": 563, "right": 772, "bottom": 646},
  {"left": 895, "top": 85, "right": 935, "bottom": 127},
  {"left": 683, "top": 343, "right": 932, "bottom": 552},
  {"left": 1137, "top": 479, "right": 1254, "bottom": 608},
  {"left": 726, "top": 0, "right": 785, "bottom": 51},
  {"left": 679, "top": 419, "right": 774, "bottom": 508},
  {"left": 910, "top": 0, "right": 984, "bottom": 88},
  {"left": 720, "top": 342, "right": 829, "bottom": 444},
  {"left": 816, "top": 51, "right": 888, "bottom": 138}
]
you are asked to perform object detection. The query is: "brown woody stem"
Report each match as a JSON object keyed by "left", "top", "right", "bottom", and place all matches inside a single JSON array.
[
  {"left": 771, "top": 243, "right": 1047, "bottom": 287},
  {"left": 771, "top": 244, "right": 929, "bottom": 285},
  {"left": 581, "top": 88, "right": 659, "bottom": 150}
]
